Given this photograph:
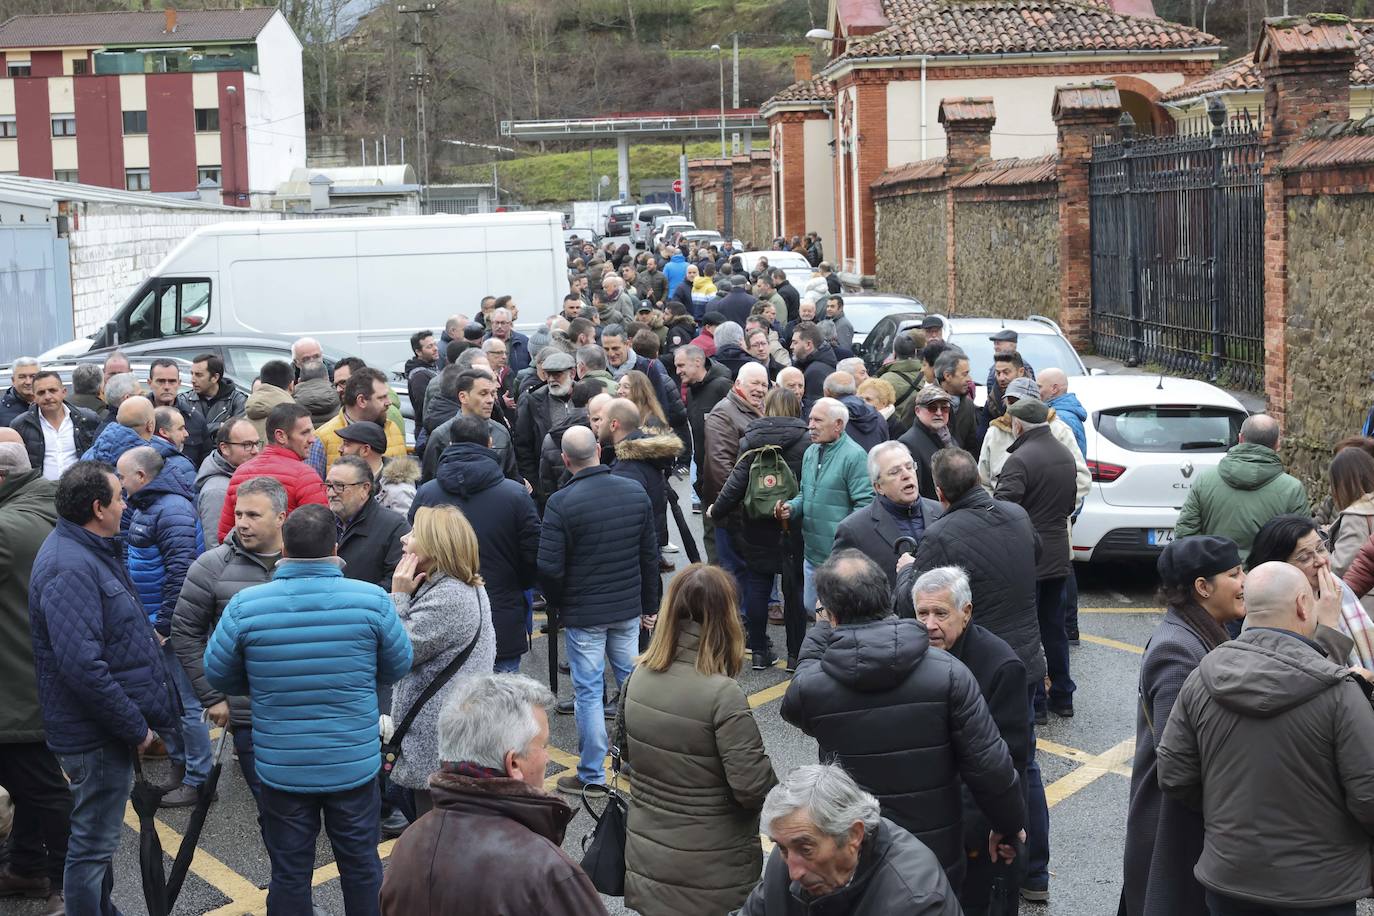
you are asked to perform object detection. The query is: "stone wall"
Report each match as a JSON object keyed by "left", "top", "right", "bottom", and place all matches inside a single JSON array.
[
  {"left": 874, "top": 193, "right": 947, "bottom": 310},
  {"left": 68, "top": 202, "right": 281, "bottom": 336},
  {"left": 1281, "top": 193, "right": 1374, "bottom": 499},
  {"left": 693, "top": 190, "right": 719, "bottom": 232},
  {"left": 953, "top": 199, "right": 1058, "bottom": 319}
]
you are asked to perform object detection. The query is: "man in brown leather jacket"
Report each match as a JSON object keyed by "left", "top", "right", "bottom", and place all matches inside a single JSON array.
[{"left": 380, "top": 673, "right": 607, "bottom": 916}]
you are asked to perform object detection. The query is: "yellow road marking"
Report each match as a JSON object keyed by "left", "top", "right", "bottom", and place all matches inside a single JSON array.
[
  {"left": 748, "top": 678, "right": 792, "bottom": 709},
  {"left": 122, "top": 803, "right": 266, "bottom": 914},
  {"left": 1079, "top": 633, "right": 1146, "bottom": 655},
  {"left": 1044, "top": 737, "right": 1135, "bottom": 808},
  {"left": 1040, "top": 738, "right": 1133, "bottom": 778}
]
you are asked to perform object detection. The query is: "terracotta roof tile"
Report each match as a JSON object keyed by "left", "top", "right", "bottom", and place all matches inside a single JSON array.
[
  {"left": 872, "top": 157, "right": 948, "bottom": 191},
  {"left": 951, "top": 153, "right": 1057, "bottom": 185},
  {"left": 1162, "top": 20, "right": 1374, "bottom": 102},
  {"left": 0, "top": 8, "right": 278, "bottom": 49},
  {"left": 760, "top": 76, "right": 836, "bottom": 113},
  {"left": 838, "top": 0, "right": 1216, "bottom": 60},
  {"left": 939, "top": 97, "right": 996, "bottom": 124},
  {"left": 1052, "top": 81, "right": 1122, "bottom": 116},
  {"left": 1255, "top": 13, "right": 1361, "bottom": 60}
]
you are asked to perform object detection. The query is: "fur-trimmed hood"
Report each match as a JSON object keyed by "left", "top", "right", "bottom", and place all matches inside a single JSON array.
[
  {"left": 991, "top": 405, "right": 1058, "bottom": 434},
  {"left": 380, "top": 455, "right": 421, "bottom": 485},
  {"left": 615, "top": 430, "right": 683, "bottom": 464}
]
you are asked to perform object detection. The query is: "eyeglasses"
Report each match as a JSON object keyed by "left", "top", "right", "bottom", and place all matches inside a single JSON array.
[
  {"left": 923, "top": 403, "right": 951, "bottom": 414},
  {"left": 1292, "top": 543, "right": 1330, "bottom": 566},
  {"left": 229, "top": 440, "right": 262, "bottom": 450},
  {"left": 324, "top": 480, "right": 368, "bottom": 493}
]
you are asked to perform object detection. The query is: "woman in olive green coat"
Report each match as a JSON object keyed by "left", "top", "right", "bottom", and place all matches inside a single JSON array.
[{"left": 617, "top": 564, "right": 778, "bottom": 916}]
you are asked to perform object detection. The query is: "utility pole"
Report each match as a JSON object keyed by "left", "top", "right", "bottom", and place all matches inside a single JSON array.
[
  {"left": 399, "top": 2, "right": 437, "bottom": 208},
  {"left": 731, "top": 32, "right": 740, "bottom": 155}
]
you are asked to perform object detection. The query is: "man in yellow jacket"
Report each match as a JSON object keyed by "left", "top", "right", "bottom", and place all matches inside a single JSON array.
[{"left": 315, "top": 366, "right": 406, "bottom": 468}]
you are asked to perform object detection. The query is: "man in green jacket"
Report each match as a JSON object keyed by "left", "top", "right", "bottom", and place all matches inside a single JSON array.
[
  {"left": 0, "top": 434, "right": 69, "bottom": 912},
  {"left": 1174, "top": 415, "right": 1308, "bottom": 555},
  {"left": 879, "top": 333, "right": 927, "bottom": 420},
  {"left": 778, "top": 398, "right": 873, "bottom": 615}
]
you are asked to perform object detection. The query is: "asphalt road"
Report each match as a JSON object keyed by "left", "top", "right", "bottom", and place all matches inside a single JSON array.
[{"left": 4, "top": 476, "right": 1202, "bottom": 916}]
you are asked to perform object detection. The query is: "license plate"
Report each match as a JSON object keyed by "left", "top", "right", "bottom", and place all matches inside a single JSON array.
[{"left": 1148, "top": 528, "right": 1174, "bottom": 546}]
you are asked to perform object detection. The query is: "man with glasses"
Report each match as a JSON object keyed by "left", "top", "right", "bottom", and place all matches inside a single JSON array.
[
  {"left": 196, "top": 418, "right": 261, "bottom": 547},
  {"left": 899, "top": 385, "right": 958, "bottom": 501},
  {"left": 486, "top": 307, "right": 530, "bottom": 374},
  {"left": 833, "top": 442, "right": 944, "bottom": 588},
  {"left": 326, "top": 455, "right": 408, "bottom": 588}
]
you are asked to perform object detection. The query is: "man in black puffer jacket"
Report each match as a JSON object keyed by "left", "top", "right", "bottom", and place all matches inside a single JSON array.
[
  {"left": 783, "top": 549, "right": 1024, "bottom": 890},
  {"left": 601, "top": 398, "right": 682, "bottom": 549},
  {"left": 411, "top": 416, "right": 541, "bottom": 674},
  {"left": 789, "top": 322, "right": 838, "bottom": 415}
]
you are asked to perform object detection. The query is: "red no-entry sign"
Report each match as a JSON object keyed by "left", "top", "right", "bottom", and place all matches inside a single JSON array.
[{"left": 672, "top": 179, "right": 683, "bottom": 193}]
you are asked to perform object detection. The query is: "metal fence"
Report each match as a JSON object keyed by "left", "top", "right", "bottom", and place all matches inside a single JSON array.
[{"left": 1089, "top": 108, "right": 1265, "bottom": 391}]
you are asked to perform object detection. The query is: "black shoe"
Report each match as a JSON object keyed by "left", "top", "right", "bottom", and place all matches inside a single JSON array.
[
  {"left": 558, "top": 661, "right": 570, "bottom": 674},
  {"left": 555, "top": 698, "right": 575, "bottom": 716},
  {"left": 379, "top": 810, "right": 410, "bottom": 839},
  {"left": 1051, "top": 702, "right": 1075, "bottom": 719},
  {"left": 752, "top": 650, "right": 778, "bottom": 671},
  {"left": 1033, "top": 707, "right": 1048, "bottom": 727},
  {"left": 0, "top": 866, "right": 49, "bottom": 899},
  {"left": 784, "top": 656, "right": 799, "bottom": 674},
  {"left": 1066, "top": 626, "right": 1080, "bottom": 645}
]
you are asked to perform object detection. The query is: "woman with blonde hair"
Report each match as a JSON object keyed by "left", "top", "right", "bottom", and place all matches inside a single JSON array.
[
  {"left": 389, "top": 504, "right": 496, "bottom": 814},
  {"left": 616, "top": 369, "right": 668, "bottom": 432},
  {"left": 859, "top": 376, "right": 904, "bottom": 439},
  {"left": 618, "top": 564, "right": 777, "bottom": 916}
]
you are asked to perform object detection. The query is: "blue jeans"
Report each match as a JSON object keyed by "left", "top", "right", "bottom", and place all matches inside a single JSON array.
[
  {"left": 803, "top": 558, "right": 818, "bottom": 614},
  {"left": 57, "top": 741, "right": 134, "bottom": 916},
  {"left": 233, "top": 725, "right": 262, "bottom": 801},
  {"left": 565, "top": 618, "right": 638, "bottom": 784},
  {"left": 493, "top": 656, "right": 522, "bottom": 674},
  {"left": 1023, "top": 686, "right": 1050, "bottom": 888},
  {"left": 258, "top": 780, "right": 382, "bottom": 916},
  {"left": 741, "top": 568, "right": 774, "bottom": 653},
  {"left": 159, "top": 642, "right": 211, "bottom": 787}
]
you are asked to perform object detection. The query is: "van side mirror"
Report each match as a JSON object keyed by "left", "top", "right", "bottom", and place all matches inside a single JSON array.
[{"left": 105, "top": 319, "right": 118, "bottom": 346}]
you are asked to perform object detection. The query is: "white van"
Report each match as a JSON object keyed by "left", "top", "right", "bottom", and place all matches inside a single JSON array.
[{"left": 64, "top": 212, "right": 565, "bottom": 368}]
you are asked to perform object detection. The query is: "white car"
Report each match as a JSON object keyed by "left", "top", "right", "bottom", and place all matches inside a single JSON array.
[
  {"left": 1069, "top": 375, "right": 1249, "bottom": 563},
  {"left": 932, "top": 315, "right": 1087, "bottom": 407},
  {"left": 736, "top": 250, "right": 812, "bottom": 292},
  {"left": 631, "top": 204, "right": 675, "bottom": 247},
  {"left": 652, "top": 219, "right": 695, "bottom": 251}
]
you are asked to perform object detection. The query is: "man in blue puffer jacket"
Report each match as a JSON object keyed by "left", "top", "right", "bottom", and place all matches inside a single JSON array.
[
  {"left": 149, "top": 405, "right": 200, "bottom": 494},
  {"left": 30, "top": 460, "right": 177, "bottom": 915},
  {"left": 118, "top": 445, "right": 210, "bottom": 808},
  {"left": 205, "top": 503, "right": 411, "bottom": 915}
]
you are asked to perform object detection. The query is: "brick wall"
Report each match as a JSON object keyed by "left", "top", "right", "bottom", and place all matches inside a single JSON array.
[{"left": 66, "top": 201, "right": 280, "bottom": 336}]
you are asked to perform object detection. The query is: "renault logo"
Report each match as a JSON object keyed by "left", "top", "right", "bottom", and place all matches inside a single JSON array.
[{"left": 1181, "top": 461, "right": 1195, "bottom": 479}]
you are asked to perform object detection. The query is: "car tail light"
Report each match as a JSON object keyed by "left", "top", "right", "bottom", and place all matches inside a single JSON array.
[{"left": 1088, "top": 460, "right": 1126, "bottom": 483}]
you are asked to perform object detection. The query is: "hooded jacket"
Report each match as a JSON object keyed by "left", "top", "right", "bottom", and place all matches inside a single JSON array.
[
  {"left": 978, "top": 409, "right": 1090, "bottom": 506},
  {"left": 82, "top": 421, "right": 147, "bottom": 466},
  {"left": 377, "top": 455, "right": 420, "bottom": 515},
  {"left": 293, "top": 377, "right": 341, "bottom": 428},
  {"left": 11, "top": 403, "right": 100, "bottom": 476},
  {"left": 422, "top": 415, "right": 519, "bottom": 484},
  {"left": 149, "top": 433, "right": 199, "bottom": 495},
  {"left": 711, "top": 416, "right": 809, "bottom": 573},
  {"left": 0, "top": 471, "right": 57, "bottom": 743},
  {"left": 840, "top": 395, "right": 887, "bottom": 453},
  {"left": 1045, "top": 392, "right": 1087, "bottom": 457},
  {"left": 195, "top": 450, "right": 235, "bottom": 548},
  {"left": 379, "top": 771, "right": 608, "bottom": 916},
  {"left": 896, "top": 486, "right": 1046, "bottom": 684},
  {"left": 795, "top": 343, "right": 838, "bottom": 413},
  {"left": 1157, "top": 627, "right": 1374, "bottom": 909},
  {"left": 663, "top": 252, "right": 689, "bottom": 294},
  {"left": 244, "top": 382, "right": 295, "bottom": 444},
  {"left": 613, "top": 429, "right": 683, "bottom": 547},
  {"left": 411, "top": 442, "right": 541, "bottom": 659},
  {"left": 170, "top": 532, "right": 277, "bottom": 729},
  {"left": 1173, "top": 443, "right": 1309, "bottom": 553},
  {"left": 781, "top": 617, "right": 1024, "bottom": 884},
  {"left": 126, "top": 458, "right": 205, "bottom": 634}
]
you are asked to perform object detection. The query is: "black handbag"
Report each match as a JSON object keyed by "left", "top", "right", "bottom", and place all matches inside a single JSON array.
[
  {"left": 379, "top": 611, "right": 483, "bottom": 791},
  {"left": 579, "top": 743, "right": 629, "bottom": 896}
]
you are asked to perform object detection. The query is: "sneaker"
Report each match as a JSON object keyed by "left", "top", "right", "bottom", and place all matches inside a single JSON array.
[
  {"left": 556, "top": 775, "right": 607, "bottom": 797},
  {"left": 752, "top": 650, "right": 778, "bottom": 671},
  {"left": 0, "top": 867, "right": 49, "bottom": 898},
  {"left": 784, "top": 656, "right": 799, "bottom": 674},
  {"left": 1020, "top": 884, "right": 1050, "bottom": 903},
  {"left": 379, "top": 810, "right": 410, "bottom": 839},
  {"left": 663, "top": 542, "right": 680, "bottom": 554},
  {"left": 158, "top": 783, "right": 204, "bottom": 809}
]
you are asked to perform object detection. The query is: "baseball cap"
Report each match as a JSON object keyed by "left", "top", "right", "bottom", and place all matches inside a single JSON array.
[
  {"left": 336, "top": 421, "right": 387, "bottom": 454},
  {"left": 920, "top": 316, "right": 944, "bottom": 331}
]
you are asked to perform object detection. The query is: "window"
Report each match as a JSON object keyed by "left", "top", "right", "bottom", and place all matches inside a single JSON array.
[
  {"left": 51, "top": 116, "right": 76, "bottom": 137},
  {"left": 194, "top": 108, "right": 219, "bottom": 132},
  {"left": 1096, "top": 407, "right": 1247, "bottom": 454},
  {"left": 71, "top": 59, "right": 88, "bottom": 75},
  {"left": 0, "top": 117, "right": 15, "bottom": 139},
  {"left": 6, "top": 63, "right": 31, "bottom": 77},
  {"left": 53, "top": 170, "right": 79, "bottom": 183},
  {"left": 196, "top": 166, "right": 221, "bottom": 185},
  {"left": 125, "top": 168, "right": 150, "bottom": 191},
  {"left": 121, "top": 110, "right": 147, "bottom": 135},
  {"left": 121, "top": 278, "right": 212, "bottom": 343}
]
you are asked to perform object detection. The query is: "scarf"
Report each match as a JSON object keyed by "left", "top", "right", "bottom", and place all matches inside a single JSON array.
[
  {"left": 1171, "top": 601, "right": 1230, "bottom": 653},
  {"left": 440, "top": 760, "right": 507, "bottom": 780}
]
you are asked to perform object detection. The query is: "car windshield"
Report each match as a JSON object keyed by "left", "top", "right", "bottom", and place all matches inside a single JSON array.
[
  {"left": 1096, "top": 406, "right": 1245, "bottom": 453},
  {"left": 846, "top": 300, "right": 923, "bottom": 335},
  {"left": 948, "top": 332, "right": 1082, "bottom": 384}
]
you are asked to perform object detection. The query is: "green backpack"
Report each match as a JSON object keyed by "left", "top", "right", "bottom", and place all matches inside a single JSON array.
[{"left": 740, "top": 445, "right": 799, "bottom": 520}]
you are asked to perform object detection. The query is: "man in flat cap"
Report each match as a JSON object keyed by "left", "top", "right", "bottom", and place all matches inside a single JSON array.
[{"left": 984, "top": 329, "right": 1035, "bottom": 423}]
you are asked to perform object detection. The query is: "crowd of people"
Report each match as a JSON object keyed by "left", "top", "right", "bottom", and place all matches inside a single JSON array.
[{"left": 0, "top": 228, "right": 1372, "bottom": 916}]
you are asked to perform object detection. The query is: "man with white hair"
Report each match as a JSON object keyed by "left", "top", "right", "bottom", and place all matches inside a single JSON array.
[
  {"left": 1158, "top": 562, "right": 1374, "bottom": 916},
  {"left": 289, "top": 337, "right": 322, "bottom": 373},
  {"left": 600, "top": 274, "right": 635, "bottom": 325},
  {"left": 736, "top": 763, "right": 961, "bottom": 914},
  {"left": 777, "top": 365, "right": 805, "bottom": 403},
  {"left": 823, "top": 371, "right": 886, "bottom": 453},
  {"left": 486, "top": 307, "right": 531, "bottom": 373},
  {"left": 380, "top": 674, "right": 607, "bottom": 915},
  {"left": 912, "top": 566, "right": 1030, "bottom": 915},
  {"left": 0, "top": 357, "right": 39, "bottom": 426},
  {"left": 704, "top": 360, "right": 767, "bottom": 605},
  {"left": 836, "top": 356, "right": 868, "bottom": 385},
  {"left": 96, "top": 372, "right": 145, "bottom": 435},
  {"left": 777, "top": 397, "right": 872, "bottom": 613},
  {"left": 833, "top": 442, "right": 943, "bottom": 587}
]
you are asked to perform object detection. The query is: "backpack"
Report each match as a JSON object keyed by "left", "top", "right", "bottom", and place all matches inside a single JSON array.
[{"left": 741, "top": 445, "right": 799, "bottom": 520}]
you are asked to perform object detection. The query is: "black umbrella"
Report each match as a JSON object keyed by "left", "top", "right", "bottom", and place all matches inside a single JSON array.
[
  {"left": 130, "top": 756, "right": 170, "bottom": 916},
  {"left": 165, "top": 726, "right": 232, "bottom": 907},
  {"left": 546, "top": 604, "right": 560, "bottom": 693},
  {"left": 665, "top": 485, "right": 701, "bottom": 564}
]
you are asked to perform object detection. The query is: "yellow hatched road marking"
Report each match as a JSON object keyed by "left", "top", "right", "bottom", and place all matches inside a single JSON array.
[
  {"left": 1044, "top": 738, "right": 1135, "bottom": 808},
  {"left": 1079, "top": 633, "right": 1146, "bottom": 655}
]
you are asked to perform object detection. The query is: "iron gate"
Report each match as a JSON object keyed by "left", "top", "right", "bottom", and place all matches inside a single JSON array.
[{"left": 1089, "top": 110, "right": 1264, "bottom": 391}]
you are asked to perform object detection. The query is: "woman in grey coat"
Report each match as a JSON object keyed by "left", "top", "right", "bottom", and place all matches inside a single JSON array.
[
  {"left": 1119, "top": 536, "right": 1245, "bottom": 916},
  {"left": 389, "top": 504, "right": 496, "bottom": 813}
]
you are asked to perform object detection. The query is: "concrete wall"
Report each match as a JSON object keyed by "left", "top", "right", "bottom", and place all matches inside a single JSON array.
[
  {"left": 1281, "top": 193, "right": 1374, "bottom": 498},
  {"left": 67, "top": 202, "right": 280, "bottom": 336},
  {"left": 874, "top": 192, "right": 946, "bottom": 308},
  {"left": 953, "top": 198, "right": 1059, "bottom": 319}
]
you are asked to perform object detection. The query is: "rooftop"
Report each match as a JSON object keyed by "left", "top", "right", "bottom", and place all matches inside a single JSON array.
[
  {"left": 833, "top": 0, "right": 1218, "bottom": 63},
  {"left": 0, "top": 174, "right": 236, "bottom": 210},
  {"left": 0, "top": 8, "right": 278, "bottom": 50},
  {"left": 759, "top": 76, "right": 836, "bottom": 114}
]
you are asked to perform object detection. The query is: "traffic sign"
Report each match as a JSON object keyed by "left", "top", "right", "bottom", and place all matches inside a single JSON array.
[{"left": 672, "top": 178, "right": 683, "bottom": 194}]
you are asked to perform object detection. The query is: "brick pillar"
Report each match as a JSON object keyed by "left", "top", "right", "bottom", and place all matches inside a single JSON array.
[
  {"left": 1256, "top": 14, "right": 1360, "bottom": 423},
  {"left": 779, "top": 115, "right": 807, "bottom": 239},
  {"left": 1053, "top": 82, "right": 1122, "bottom": 351},
  {"left": 939, "top": 97, "right": 995, "bottom": 172},
  {"left": 853, "top": 71, "right": 890, "bottom": 278}
]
